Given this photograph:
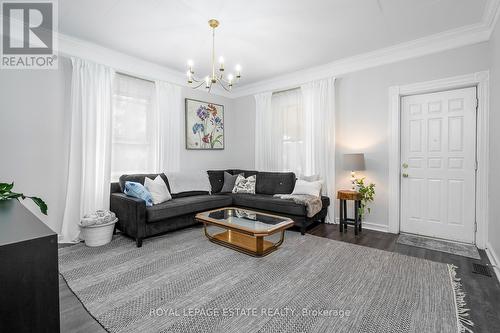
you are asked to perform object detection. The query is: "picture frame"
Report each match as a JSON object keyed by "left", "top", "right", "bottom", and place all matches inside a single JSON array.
[{"left": 185, "top": 98, "right": 225, "bottom": 150}]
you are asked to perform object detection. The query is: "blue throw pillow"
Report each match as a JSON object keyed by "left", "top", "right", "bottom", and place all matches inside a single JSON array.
[{"left": 124, "top": 181, "right": 154, "bottom": 207}]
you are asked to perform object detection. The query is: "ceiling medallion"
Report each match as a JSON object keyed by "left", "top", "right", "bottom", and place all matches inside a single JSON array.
[{"left": 186, "top": 19, "right": 241, "bottom": 92}]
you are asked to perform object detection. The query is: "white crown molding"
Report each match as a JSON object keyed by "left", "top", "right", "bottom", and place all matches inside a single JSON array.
[
  {"left": 231, "top": 0, "right": 500, "bottom": 98},
  {"left": 57, "top": 33, "right": 232, "bottom": 98},
  {"left": 486, "top": 242, "right": 500, "bottom": 283}
]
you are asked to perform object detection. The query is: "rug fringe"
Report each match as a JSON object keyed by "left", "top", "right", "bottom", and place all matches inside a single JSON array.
[{"left": 448, "top": 264, "right": 474, "bottom": 333}]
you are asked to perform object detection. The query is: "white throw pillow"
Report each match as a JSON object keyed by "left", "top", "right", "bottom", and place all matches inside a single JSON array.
[
  {"left": 144, "top": 175, "right": 172, "bottom": 205},
  {"left": 291, "top": 179, "right": 322, "bottom": 197}
]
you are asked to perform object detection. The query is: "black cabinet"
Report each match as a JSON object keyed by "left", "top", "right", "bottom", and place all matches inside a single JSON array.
[{"left": 0, "top": 200, "right": 60, "bottom": 332}]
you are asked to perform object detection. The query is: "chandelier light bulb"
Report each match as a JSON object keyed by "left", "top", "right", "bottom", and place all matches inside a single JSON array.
[
  {"left": 227, "top": 74, "right": 234, "bottom": 82},
  {"left": 187, "top": 59, "right": 194, "bottom": 67},
  {"left": 219, "top": 56, "right": 224, "bottom": 64}
]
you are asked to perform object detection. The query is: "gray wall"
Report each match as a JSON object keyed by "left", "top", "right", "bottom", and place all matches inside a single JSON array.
[
  {"left": 488, "top": 23, "right": 500, "bottom": 260},
  {"left": 180, "top": 88, "right": 254, "bottom": 171},
  {"left": 232, "top": 42, "right": 491, "bottom": 230},
  {"left": 0, "top": 57, "right": 72, "bottom": 235},
  {"left": 335, "top": 42, "right": 490, "bottom": 229}
]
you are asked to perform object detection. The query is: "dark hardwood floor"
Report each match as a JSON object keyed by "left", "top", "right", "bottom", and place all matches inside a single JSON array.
[{"left": 59, "top": 224, "right": 500, "bottom": 333}]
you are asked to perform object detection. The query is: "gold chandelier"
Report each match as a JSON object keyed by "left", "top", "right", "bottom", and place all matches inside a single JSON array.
[{"left": 186, "top": 19, "right": 241, "bottom": 92}]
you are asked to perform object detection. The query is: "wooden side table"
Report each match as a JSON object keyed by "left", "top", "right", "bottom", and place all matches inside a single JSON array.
[{"left": 337, "top": 190, "right": 362, "bottom": 235}]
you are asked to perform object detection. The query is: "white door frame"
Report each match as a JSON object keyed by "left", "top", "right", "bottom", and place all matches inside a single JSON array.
[{"left": 388, "top": 71, "right": 489, "bottom": 249}]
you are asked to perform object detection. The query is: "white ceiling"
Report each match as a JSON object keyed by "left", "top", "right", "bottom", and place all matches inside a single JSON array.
[{"left": 59, "top": 0, "right": 488, "bottom": 86}]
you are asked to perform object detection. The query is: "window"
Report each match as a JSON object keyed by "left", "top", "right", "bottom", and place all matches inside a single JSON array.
[
  {"left": 271, "top": 88, "right": 305, "bottom": 175},
  {"left": 111, "top": 73, "right": 157, "bottom": 181}
]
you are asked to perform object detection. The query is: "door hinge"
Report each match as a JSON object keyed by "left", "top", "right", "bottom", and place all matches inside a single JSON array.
[
  {"left": 475, "top": 160, "right": 478, "bottom": 171},
  {"left": 475, "top": 97, "right": 479, "bottom": 111},
  {"left": 474, "top": 221, "right": 478, "bottom": 232}
]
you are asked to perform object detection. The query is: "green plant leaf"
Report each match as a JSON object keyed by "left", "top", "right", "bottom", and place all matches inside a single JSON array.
[
  {"left": 0, "top": 182, "right": 14, "bottom": 193},
  {"left": 27, "top": 196, "right": 48, "bottom": 215}
]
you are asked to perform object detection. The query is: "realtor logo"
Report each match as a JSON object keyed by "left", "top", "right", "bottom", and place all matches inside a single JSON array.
[{"left": 1, "top": 0, "right": 58, "bottom": 69}]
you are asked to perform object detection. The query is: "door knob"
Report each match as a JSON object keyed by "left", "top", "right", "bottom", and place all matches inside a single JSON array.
[
  {"left": 402, "top": 173, "right": 409, "bottom": 178},
  {"left": 402, "top": 162, "right": 408, "bottom": 169}
]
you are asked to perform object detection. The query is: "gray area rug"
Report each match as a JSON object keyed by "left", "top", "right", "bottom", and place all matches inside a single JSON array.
[
  {"left": 397, "top": 233, "right": 480, "bottom": 260},
  {"left": 59, "top": 228, "right": 473, "bottom": 333}
]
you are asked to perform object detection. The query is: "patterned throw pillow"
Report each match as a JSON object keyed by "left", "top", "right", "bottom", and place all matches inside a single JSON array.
[
  {"left": 232, "top": 175, "right": 256, "bottom": 194},
  {"left": 124, "top": 181, "right": 154, "bottom": 207}
]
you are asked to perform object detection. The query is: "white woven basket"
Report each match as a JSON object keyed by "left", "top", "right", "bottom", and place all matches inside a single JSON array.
[{"left": 80, "top": 218, "right": 118, "bottom": 247}]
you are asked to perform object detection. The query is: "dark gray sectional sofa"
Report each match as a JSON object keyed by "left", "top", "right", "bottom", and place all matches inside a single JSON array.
[{"left": 110, "top": 169, "right": 330, "bottom": 247}]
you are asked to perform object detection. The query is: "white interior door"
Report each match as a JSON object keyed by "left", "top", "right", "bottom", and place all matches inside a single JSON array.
[{"left": 400, "top": 87, "right": 477, "bottom": 244}]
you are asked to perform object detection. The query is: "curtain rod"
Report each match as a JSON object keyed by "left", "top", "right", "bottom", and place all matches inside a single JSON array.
[
  {"left": 272, "top": 86, "right": 300, "bottom": 95},
  {"left": 116, "top": 71, "right": 156, "bottom": 84}
]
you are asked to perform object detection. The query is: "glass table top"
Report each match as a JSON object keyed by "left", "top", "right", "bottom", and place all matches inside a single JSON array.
[{"left": 196, "top": 208, "right": 293, "bottom": 233}]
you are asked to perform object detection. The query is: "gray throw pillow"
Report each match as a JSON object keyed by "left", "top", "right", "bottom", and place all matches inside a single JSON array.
[{"left": 220, "top": 172, "right": 242, "bottom": 193}]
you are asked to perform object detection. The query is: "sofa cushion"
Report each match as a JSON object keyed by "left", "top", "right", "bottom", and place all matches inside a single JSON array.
[
  {"left": 207, "top": 170, "right": 224, "bottom": 193},
  {"left": 256, "top": 172, "right": 296, "bottom": 195},
  {"left": 146, "top": 195, "right": 231, "bottom": 222},
  {"left": 232, "top": 175, "right": 256, "bottom": 194},
  {"left": 231, "top": 193, "right": 307, "bottom": 216},
  {"left": 221, "top": 171, "right": 243, "bottom": 193}
]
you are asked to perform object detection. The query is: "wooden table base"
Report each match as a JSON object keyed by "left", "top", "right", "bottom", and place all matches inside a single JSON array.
[{"left": 203, "top": 225, "right": 285, "bottom": 257}]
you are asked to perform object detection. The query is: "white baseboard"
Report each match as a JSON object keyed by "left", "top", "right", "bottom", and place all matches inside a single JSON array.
[
  {"left": 485, "top": 242, "right": 500, "bottom": 283},
  {"left": 334, "top": 218, "right": 389, "bottom": 233}
]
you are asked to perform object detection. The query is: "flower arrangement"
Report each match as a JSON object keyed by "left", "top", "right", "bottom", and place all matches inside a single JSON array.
[
  {"left": 191, "top": 103, "right": 224, "bottom": 149},
  {"left": 354, "top": 178, "right": 375, "bottom": 218}
]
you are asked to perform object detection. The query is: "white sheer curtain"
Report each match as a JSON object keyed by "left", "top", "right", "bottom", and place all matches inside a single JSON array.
[
  {"left": 254, "top": 89, "right": 305, "bottom": 172},
  {"left": 254, "top": 92, "right": 275, "bottom": 170},
  {"left": 156, "top": 80, "right": 182, "bottom": 172},
  {"left": 301, "top": 77, "right": 336, "bottom": 223},
  {"left": 111, "top": 73, "right": 157, "bottom": 180},
  {"left": 61, "top": 58, "right": 114, "bottom": 242},
  {"left": 272, "top": 89, "right": 304, "bottom": 174}
]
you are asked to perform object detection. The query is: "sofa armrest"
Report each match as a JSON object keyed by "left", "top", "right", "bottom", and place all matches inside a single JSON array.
[{"left": 110, "top": 193, "right": 147, "bottom": 246}]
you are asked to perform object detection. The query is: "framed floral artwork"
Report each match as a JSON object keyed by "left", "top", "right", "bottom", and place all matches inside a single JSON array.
[{"left": 185, "top": 98, "right": 224, "bottom": 150}]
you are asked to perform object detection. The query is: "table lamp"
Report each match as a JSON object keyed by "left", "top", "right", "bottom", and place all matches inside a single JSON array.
[{"left": 343, "top": 153, "right": 365, "bottom": 190}]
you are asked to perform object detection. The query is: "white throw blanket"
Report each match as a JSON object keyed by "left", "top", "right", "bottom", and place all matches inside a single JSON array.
[
  {"left": 165, "top": 171, "right": 212, "bottom": 194},
  {"left": 273, "top": 194, "right": 322, "bottom": 217}
]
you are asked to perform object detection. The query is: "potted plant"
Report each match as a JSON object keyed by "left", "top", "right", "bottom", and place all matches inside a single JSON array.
[
  {"left": 0, "top": 182, "right": 47, "bottom": 215},
  {"left": 354, "top": 178, "right": 375, "bottom": 218}
]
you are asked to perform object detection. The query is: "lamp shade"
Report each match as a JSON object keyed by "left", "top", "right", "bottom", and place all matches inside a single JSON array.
[{"left": 343, "top": 153, "right": 365, "bottom": 171}]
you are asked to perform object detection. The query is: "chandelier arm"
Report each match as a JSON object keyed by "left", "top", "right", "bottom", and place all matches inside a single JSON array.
[
  {"left": 191, "top": 81, "right": 206, "bottom": 89},
  {"left": 190, "top": 76, "right": 202, "bottom": 83},
  {"left": 216, "top": 78, "right": 231, "bottom": 92}
]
